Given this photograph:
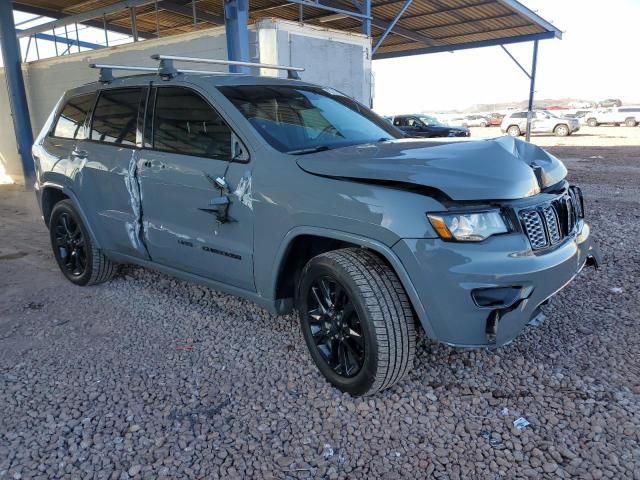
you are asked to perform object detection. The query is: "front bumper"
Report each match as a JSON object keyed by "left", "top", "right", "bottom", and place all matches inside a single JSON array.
[{"left": 393, "top": 221, "right": 600, "bottom": 347}]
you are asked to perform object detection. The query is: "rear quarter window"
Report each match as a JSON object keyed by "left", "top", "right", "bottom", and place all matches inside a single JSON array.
[
  {"left": 51, "top": 93, "right": 95, "bottom": 139},
  {"left": 90, "top": 88, "right": 143, "bottom": 146}
]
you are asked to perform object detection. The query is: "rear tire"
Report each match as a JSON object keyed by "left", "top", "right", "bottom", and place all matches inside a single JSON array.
[
  {"left": 480, "top": 121, "right": 488, "bottom": 128},
  {"left": 507, "top": 125, "right": 521, "bottom": 137},
  {"left": 587, "top": 118, "right": 598, "bottom": 127},
  {"left": 625, "top": 118, "right": 637, "bottom": 127},
  {"left": 49, "top": 200, "right": 116, "bottom": 286},
  {"left": 298, "top": 248, "right": 415, "bottom": 396}
]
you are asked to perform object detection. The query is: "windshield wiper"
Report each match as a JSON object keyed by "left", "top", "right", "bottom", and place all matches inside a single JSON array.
[{"left": 286, "top": 145, "right": 332, "bottom": 155}]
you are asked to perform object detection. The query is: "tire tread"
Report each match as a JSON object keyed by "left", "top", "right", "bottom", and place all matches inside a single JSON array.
[{"left": 313, "top": 248, "right": 416, "bottom": 395}]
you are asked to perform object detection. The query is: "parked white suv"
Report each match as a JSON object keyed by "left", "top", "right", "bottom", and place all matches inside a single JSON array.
[
  {"left": 586, "top": 106, "right": 640, "bottom": 127},
  {"left": 501, "top": 110, "right": 580, "bottom": 137}
]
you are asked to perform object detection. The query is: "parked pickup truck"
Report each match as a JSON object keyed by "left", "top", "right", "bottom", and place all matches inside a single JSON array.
[
  {"left": 32, "top": 56, "right": 600, "bottom": 396},
  {"left": 586, "top": 106, "right": 640, "bottom": 127}
]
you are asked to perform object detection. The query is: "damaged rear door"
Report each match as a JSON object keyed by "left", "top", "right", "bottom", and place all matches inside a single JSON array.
[
  {"left": 77, "top": 85, "right": 149, "bottom": 260},
  {"left": 137, "top": 85, "right": 255, "bottom": 291}
]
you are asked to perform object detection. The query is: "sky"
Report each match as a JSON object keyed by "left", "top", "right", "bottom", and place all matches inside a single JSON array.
[{"left": 372, "top": 0, "right": 640, "bottom": 114}]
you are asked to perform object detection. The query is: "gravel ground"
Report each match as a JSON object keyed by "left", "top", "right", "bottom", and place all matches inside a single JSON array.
[{"left": 1, "top": 131, "right": 639, "bottom": 479}]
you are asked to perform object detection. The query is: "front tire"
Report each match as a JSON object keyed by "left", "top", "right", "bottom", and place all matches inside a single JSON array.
[
  {"left": 625, "top": 118, "right": 637, "bottom": 127},
  {"left": 49, "top": 200, "right": 116, "bottom": 286},
  {"left": 298, "top": 248, "right": 415, "bottom": 396},
  {"left": 554, "top": 124, "right": 570, "bottom": 137},
  {"left": 587, "top": 118, "right": 598, "bottom": 127}
]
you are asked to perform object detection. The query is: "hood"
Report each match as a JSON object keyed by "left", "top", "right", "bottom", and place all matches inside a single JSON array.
[{"left": 296, "top": 136, "right": 567, "bottom": 201}]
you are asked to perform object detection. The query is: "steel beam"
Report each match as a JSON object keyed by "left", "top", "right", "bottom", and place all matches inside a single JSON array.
[
  {"left": 284, "top": 0, "right": 371, "bottom": 20},
  {"left": 24, "top": 30, "right": 103, "bottom": 50},
  {"left": 17, "top": 0, "right": 159, "bottom": 39},
  {"left": 0, "top": 1, "right": 34, "bottom": 185},
  {"left": 13, "top": 3, "right": 142, "bottom": 38},
  {"left": 500, "top": 44, "right": 530, "bottom": 79},
  {"left": 223, "top": 0, "right": 250, "bottom": 73},
  {"left": 159, "top": 1, "right": 225, "bottom": 24},
  {"left": 373, "top": 30, "right": 555, "bottom": 59},
  {"left": 300, "top": 0, "right": 439, "bottom": 47},
  {"left": 525, "top": 40, "right": 539, "bottom": 141},
  {"left": 372, "top": 0, "right": 412, "bottom": 53},
  {"left": 496, "top": 0, "right": 562, "bottom": 38},
  {"left": 362, "top": 0, "right": 371, "bottom": 36}
]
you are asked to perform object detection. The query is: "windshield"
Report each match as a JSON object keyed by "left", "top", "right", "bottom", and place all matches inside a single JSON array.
[
  {"left": 417, "top": 115, "right": 442, "bottom": 126},
  {"left": 218, "top": 85, "right": 402, "bottom": 154}
]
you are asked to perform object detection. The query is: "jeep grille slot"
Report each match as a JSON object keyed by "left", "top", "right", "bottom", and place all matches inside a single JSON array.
[
  {"left": 519, "top": 187, "right": 584, "bottom": 251},
  {"left": 520, "top": 210, "right": 548, "bottom": 249}
]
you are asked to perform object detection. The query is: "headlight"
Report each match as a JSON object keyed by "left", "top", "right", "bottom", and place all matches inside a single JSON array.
[{"left": 427, "top": 210, "right": 508, "bottom": 241}]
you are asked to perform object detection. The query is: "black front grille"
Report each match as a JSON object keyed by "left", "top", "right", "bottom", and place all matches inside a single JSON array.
[{"left": 519, "top": 187, "right": 584, "bottom": 251}]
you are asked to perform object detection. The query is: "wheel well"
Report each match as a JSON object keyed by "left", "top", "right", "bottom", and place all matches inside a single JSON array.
[
  {"left": 42, "top": 187, "right": 69, "bottom": 227},
  {"left": 275, "top": 235, "right": 362, "bottom": 302}
]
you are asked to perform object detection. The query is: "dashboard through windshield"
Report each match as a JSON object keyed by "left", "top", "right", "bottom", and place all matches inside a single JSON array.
[{"left": 219, "top": 85, "right": 402, "bottom": 154}]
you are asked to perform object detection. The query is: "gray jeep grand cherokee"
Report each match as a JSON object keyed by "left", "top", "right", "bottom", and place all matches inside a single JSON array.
[{"left": 32, "top": 56, "right": 600, "bottom": 396}]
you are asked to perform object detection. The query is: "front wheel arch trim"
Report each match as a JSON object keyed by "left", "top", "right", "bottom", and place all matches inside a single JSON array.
[
  {"left": 271, "top": 226, "right": 437, "bottom": 340},
  {"left": 40, "top": 182, "right": 101, "bottom": 249}
]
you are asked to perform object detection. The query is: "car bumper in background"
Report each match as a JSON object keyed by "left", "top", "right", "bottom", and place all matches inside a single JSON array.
[{"left": 393, "top": 222, "right": 601, "bottom": 347}]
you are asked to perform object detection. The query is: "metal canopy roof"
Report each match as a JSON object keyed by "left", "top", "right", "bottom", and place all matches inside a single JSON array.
[{"left": 14, "top": 0, "right": 561, "bottom": 59}]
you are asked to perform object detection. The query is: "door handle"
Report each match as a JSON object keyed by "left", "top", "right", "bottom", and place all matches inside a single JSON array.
[
  {"left": 71, "top": 148, "right": 87, "bottom": 159},
  {"left": 199, "top": 195, "right": 232, "bottom": 223}
]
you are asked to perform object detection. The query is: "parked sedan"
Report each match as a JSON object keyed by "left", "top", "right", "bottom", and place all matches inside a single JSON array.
[{"left": 390, "top": 114, "right": 470, "bottom": 138}]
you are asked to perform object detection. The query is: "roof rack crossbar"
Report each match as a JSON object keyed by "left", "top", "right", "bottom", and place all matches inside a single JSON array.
[
  {"left": 88, "top": 63, "right": 246, "bottom": 82},
  {"left": 150, "top": 54, "right": 305, "bottom": 79}
]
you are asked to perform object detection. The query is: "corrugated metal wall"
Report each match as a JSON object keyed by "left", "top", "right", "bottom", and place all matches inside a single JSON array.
[{"left": 0, "top": 19, "right": 371, "bottom": 184}]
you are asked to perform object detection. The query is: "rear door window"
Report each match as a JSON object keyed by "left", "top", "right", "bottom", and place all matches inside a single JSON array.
[
  {"left": 152, "top": 87, "right": 232, "bottom": 160},
  {"left": 51, "top": 93, "right": 95, "bottom": 139},
  {"left": 90, "top": 88, "right": 143, "bottom": 146}
]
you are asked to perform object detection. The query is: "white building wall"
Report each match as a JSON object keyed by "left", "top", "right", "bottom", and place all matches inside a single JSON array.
[{"left": 0, "top": 19, "right": 371, "bottom": 184}]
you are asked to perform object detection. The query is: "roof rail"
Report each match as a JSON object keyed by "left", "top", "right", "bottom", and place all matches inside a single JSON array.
[{"left": 150, "top": 54, "right": 305, "bottom": 80}]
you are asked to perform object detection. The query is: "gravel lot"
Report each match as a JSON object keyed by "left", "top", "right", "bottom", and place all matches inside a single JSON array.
[{"left": 1, "top": 127, "right": 639, "bottom": 479}]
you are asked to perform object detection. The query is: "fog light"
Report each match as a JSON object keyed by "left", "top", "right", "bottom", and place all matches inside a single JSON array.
[{"left": 472, "top": 287, "right": 523, "bottom": 308}]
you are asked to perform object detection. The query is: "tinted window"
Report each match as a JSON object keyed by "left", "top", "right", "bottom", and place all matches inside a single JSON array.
[
  {"left": 510, "top": 112, "right": 527, "bottom": 119},
  {"left": 153, "top": 87, "right": 232, "bottom": 159},
  {"left": 219, "top": 85, "right": 401, "bottom": 154},
  {"left": 619, "top": 107, "right": 639, "bottom": 113},
  {"left": 52, "top": 93, "right": 95, "bottom": 139},
  {"left": 90, "top": 88, "right": 142, "bottom": 145}
]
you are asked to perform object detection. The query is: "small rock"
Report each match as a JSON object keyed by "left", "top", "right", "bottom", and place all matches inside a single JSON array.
[{"left": 128, "top": 465, "right": 141, "bottom": 476}]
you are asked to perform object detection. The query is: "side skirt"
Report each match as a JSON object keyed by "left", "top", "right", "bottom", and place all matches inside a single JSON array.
[{"left": 104, "top": 250, "right": 290, "bottom": 315}]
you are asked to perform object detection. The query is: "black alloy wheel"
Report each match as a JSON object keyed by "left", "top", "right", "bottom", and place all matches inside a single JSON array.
[
  {"left": 53, "top": 211, "right": 87, "bottom": 277},
  {"left": 299, "top": 249, "right": 416, "bottom": 396},
  {"left": 49, "top": 199, "right": 116, "bottom": 286},
  {"left": 306, "top": 275, "right": 364, "bottom": 377}
]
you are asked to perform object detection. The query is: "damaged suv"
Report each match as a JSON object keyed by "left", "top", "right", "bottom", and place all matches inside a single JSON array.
[{"left": 33, "top": 56, "right": 600, "bottom": 396}]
